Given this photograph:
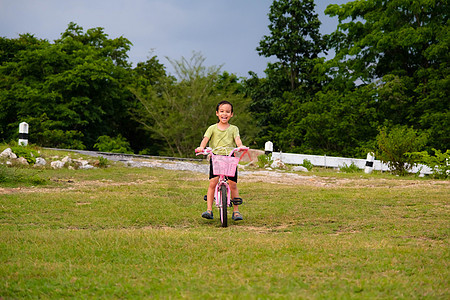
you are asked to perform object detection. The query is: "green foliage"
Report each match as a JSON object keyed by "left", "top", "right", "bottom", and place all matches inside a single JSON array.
[
  {"left": 376, "top": 126, "right": 428, "bottom": 176},
  {"left": 0, "top": 164, "right": 47, "bottom": 185},
  {"left": 97, "top": 156, "right": 109, "bottom": 168},
  {"left": 0, "top": 164, "right": 14, "bottom": 183},
  {"left": 1, "top": 5, "right": 448, "bottom": 160},
  {"left": 248, "top": 0, "right": 449, "bottom": 156},
  {"left": 94, "top": 135, "right": 133, "bottom": 154},
  {"left": 257, "top": 0, "right": 325, "bottom": 90},
  {"left": 132, "top": 52, "right": 256, "bottom": 157},
  {"left": 257, "top": 154, "right": 273, "bottom": 168},
  {"left": 0, "top": 23, "right": 134, "bottom": 149},
  {"left": 339, "top": 162, "right": 361, "bottom": 173},
  {"left": 10, "top": 146, "right": 39, "bottom": 164},
  {"left": 325, "top": 0, "right": 450, "bottom": 152},
  {"left": 407, "top": 149, "right": 450, "bottom": 179},
  {"left": 300, "top": 159, "right": 313, "bottom": 171}
]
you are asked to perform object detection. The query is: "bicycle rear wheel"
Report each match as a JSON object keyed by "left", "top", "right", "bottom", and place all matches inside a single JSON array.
[{"left": 219, "top": 184, "right": 228, "bottom": 227}]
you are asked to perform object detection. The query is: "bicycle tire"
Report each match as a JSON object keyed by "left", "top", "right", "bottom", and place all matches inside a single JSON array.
[{"left": 220, "top": 184, "right": 228, "bottom": 227}]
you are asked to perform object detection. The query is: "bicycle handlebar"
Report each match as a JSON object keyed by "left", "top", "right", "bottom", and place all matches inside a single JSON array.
[{"left": 195, "top": 146, "right": 249, "bottom": 157}]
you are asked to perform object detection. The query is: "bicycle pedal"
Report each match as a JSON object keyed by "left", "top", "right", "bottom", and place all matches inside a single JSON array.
[{"left": 231, "top": 197, "right": 243, "bottom": 205}]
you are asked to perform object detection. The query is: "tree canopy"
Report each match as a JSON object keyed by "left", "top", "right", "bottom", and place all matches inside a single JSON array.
[
  {"left": 0, "top": 1, "right": 448, "bottom": 159},
  {"left": 0, "top": 23, "right": 134, "bottom": 149}
]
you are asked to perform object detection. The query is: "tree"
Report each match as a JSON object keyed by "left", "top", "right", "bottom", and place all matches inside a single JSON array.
[
  {"left": 245, "top": 0, "right": 328, "bottom": 151},
  {"left": 0, "top": 23, "right": 133, "bottom": 149},
  {"left": 326, "top": 0, "right": 450, "bottom": 151},
  {"left": 131, "top": 52, "right": 255, "bottom": 157},
  {"left": 376, "top": 125, "right": 428, "bottom": 176},
  {"left": 257, "top": 0, "right": 326, "bottom": 90}
]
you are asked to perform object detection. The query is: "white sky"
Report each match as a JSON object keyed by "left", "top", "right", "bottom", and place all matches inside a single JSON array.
[{"left": 0, "top": 0, "right": 351, "bottom": 77}]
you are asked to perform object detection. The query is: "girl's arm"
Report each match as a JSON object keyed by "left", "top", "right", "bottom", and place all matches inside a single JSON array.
[
  {"left": 196, "top": 136, "right": 210, "bottom": 152},
  {"left": 235, "top": 136, "right": 244, "bottom": 148}
]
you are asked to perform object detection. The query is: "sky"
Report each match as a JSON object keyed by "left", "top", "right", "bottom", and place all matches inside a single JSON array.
[{"left": 0, "top": 0, "right": 351, "bottom": 78}]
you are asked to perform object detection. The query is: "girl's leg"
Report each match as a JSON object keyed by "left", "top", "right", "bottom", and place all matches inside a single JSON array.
[
  {"left": 229, "top": 180, "right": 239, "bottom": 213},
  {"left": 206, "top": 177, "right": 219, "bottom": 211}
]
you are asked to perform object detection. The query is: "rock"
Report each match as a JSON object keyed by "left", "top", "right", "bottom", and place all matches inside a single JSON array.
[
  {"left": 1, "top": 148, "right": 17, "bottom": 159},
  {"left": 73, "top": 159, "right": 89, "bottom": 167},
  {"left": 293, "top": 166, "right": 309, "bottom": 172},
  {"left": 51, "top": 160, "right": 65, "bottom": 169},
  {"left": 18, "top": 157, "right": 29, "bottom": 165},
  {"left": 35, "top": 157, "right": 47, "bottom": 167},
  {"left": 270, "top": 159, "right": 286, "bottom": 169},
  {"left": 79, "top": 164, "right": 94, "bottom": 170},
  {"left": 61, "top": 156, "right": 72, "bottom": 164}
]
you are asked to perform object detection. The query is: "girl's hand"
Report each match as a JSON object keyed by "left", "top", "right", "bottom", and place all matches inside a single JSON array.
[{"left": 195, "top": 147, "right": 204, "bottom": 153}]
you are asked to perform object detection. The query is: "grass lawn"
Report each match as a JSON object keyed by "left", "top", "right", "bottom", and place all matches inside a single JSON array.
[{"left": 0, "top": 158, "right": 449, "bottom": 299}]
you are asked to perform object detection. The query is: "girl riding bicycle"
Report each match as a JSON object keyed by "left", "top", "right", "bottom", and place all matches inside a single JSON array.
[{"left": 195, "top": 101, "right": 245, "bottom": 221}]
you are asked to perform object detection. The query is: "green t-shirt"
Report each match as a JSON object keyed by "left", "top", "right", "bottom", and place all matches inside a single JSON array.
[{"left": 204, "top": 124, "right": 240, "bottom": 155}]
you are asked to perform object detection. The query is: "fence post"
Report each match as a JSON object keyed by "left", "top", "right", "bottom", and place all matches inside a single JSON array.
[
  {"left": 364, "top": 152, "right": 375, "bottom": 173},
  {"left": 19, "top": 122, "right": 29, "bottom": 146},
  {"left": 265, "top": 141, "right": 273, "bottom": 155}
]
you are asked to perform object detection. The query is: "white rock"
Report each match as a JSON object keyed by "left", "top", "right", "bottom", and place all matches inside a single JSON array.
[
  {"left": 62, "top": 156, "right": 72, "bottom": 164},
  {"left": 1, "top": 148, "right": 17, "bottom": 159},
  {"left": 18, "top": 157, "right": 29, "bottom": 165},
  {"left": 293, "top": 166, "right": 309, "bottom": 172},
  {"left": 79, "top": 164, "right": 94, "bottom": 170},
  {"left": 35, "top": 157, "right": 47, "bottom": 166},
  {"left": 270, "top": 159, "right": 286, "bottom": 169},
  {"left": 51, "top": 160, "right": 65, "bottom": 169},
  {"left": 74, "top": 159, "right": 89, "bottom": 167}
]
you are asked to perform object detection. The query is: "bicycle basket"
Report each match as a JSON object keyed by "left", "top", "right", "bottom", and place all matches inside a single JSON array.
[{"left": 212, "top": 155, "right": 240, "bottom": 177}]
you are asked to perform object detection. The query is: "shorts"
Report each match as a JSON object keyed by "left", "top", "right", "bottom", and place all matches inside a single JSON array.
[{"left": 209, "top": 156, "right": 238, "bottom": 183}]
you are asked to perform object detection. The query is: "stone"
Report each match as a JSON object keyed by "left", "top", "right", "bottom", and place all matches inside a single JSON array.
[
  {"left": 35, "top": 157, "right": 47, "bottom": 167},
  {"left": 1, "top": 148, "right": 17, "bottom": 159},
  {"left": 61, "top": 156, "right": 72, "bottom": 164},
  {"left": 293, "top": 166, "right": 309, "bottom": 172},
  {"left": 270, "top": 159, "right": 286, "bottom": 169},
  {"left": 79, "top": 164, "right": 94, "bottom": 170},
  {"left": 51, "top": 160, "right": 65, "bottom": 169},
  {"left": 74, "top": 159, "right": 89, "bottom": 167},
  {"left": 18, "top": 157, "right": 29, "bottom": 165}
]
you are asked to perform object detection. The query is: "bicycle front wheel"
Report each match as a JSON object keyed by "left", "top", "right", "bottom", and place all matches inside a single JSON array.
[{"left": 219, "top": 184, "right": 228, "bottom": 227}]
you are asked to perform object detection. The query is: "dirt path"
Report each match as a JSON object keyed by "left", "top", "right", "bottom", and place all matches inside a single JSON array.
[{"left": 1, "top": 157, "right": 448, "bottom": 194}]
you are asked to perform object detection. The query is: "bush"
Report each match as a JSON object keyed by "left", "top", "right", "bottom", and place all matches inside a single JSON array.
[
  {"left": 98, "top": 156, "right": 109, "bottom": 168},
  {"left": 10, "top": 146, "right": 40, "bottom": 164},
  {"left": 407, "top": 149, "right": 450, "bottom": 179},
  {"left": 257, "top": 154, "right": 273, "bottom": 168},
  {"left": 300, "top": 159, "right": 314, "bottom": 171},
  {"left": 340, "top": 162, "right": 361, "bottom": 173},
  {"left": 94, "top": 135, "right": 133, "bottom": 154},
  {"left": 376, "top": 125, "right": 428, "bottom": 176}
]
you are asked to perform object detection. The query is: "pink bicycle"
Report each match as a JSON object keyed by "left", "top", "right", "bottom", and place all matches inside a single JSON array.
[{"left": 196, "top": 146, "right": 249, "bottom": 227}]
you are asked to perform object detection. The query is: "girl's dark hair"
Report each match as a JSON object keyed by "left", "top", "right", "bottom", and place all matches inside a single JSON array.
[{"left": 216, "top": 101, "right": 233, "bottom": 113}]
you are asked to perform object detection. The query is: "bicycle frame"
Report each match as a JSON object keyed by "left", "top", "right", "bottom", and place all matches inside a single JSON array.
[{"left": 215, "top": 174, "right": 231, "bottom": 208}]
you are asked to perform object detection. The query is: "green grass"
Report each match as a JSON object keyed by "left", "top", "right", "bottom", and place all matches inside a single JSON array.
[{"left": 1, "top": 160, "right": 449, "bottom": 299}]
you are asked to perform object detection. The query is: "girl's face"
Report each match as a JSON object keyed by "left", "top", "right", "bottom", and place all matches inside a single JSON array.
[{"left": 216, "top": 104, "right": 233, "bottom": 125}]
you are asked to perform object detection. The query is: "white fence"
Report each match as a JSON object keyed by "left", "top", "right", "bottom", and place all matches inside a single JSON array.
[{"left": 271, "top": 151, "right": 432, "bottom": 175}]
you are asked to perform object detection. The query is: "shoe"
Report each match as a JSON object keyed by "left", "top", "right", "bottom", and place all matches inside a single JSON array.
[
  {"left": 232, "top": 211, "right": 243, "bottom": 221},
  {"left": 202, "top": 210, "right": 213, "bottom": 219}
]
